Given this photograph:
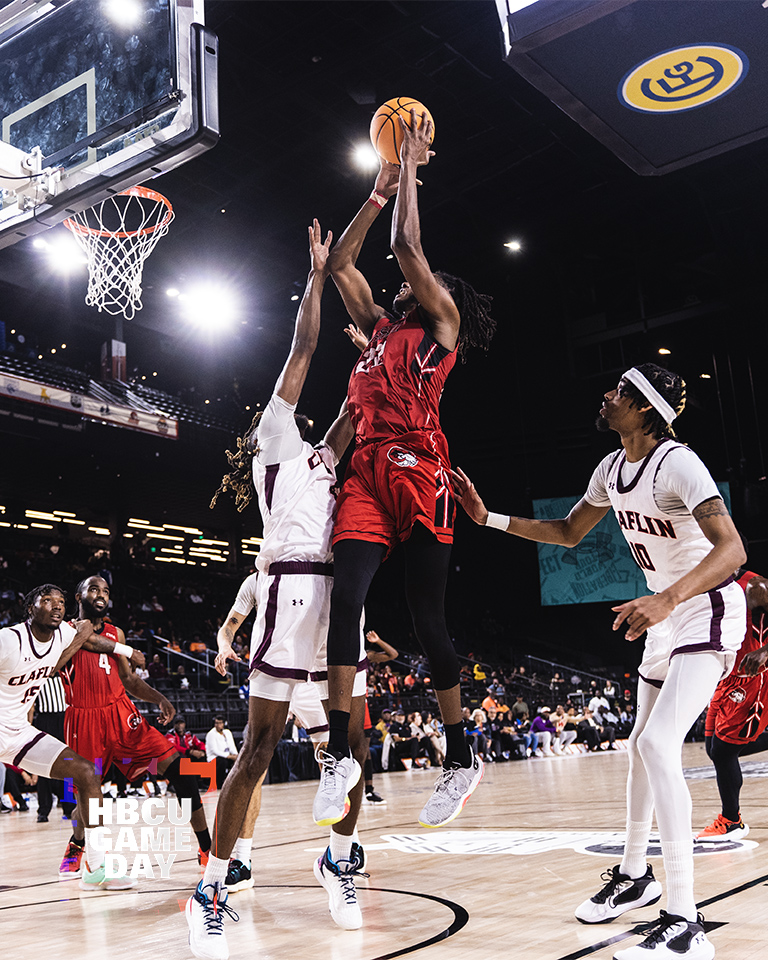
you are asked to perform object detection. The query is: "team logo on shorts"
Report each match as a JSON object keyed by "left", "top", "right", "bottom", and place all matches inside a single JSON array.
[
  {"left": 128, "top": 713, "right": 143, "bottom": 729},
  {"left": 728, "top": 688, "right": 747, "bottom": 704},
  {"left": 618, "top": 45, "right": 748, "bottom": 113},
  {"left": 387, "top": 446, "right": 419, "bottom": 468}
]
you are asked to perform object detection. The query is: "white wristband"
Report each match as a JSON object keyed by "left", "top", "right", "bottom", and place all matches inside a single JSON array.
[
  {"left": 485, "top": 512, "right": 510, "bottom": 532},
  {"left": 368, "top": 190, "right": 388, "bottom": 209},
  {"left": 113, "top": 642, "right": 134, "bottom": 658}
]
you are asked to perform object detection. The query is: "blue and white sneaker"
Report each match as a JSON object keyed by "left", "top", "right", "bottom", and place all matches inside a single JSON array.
[{"left": 186, "top": 879, "right": 239, "bottom": 960}]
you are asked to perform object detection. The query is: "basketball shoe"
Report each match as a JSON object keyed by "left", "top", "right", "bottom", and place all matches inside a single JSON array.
[
  {"left": 313, "top": 846, "right": 365, "bottom": 930},
  {"left": 312, "top": 747, "right": 361, "bottom": 826},
  {"left": 364, "top": 788, "right": 386, "bottom": 804},
  {"left": 58, "top": 840, "right": 84, "bottom": 879},
  {"left": 225, "top": 858, "right": 254, "bottom": 892},
  {"left": 575, "top": 864, "right": 662, "bottom": 923},
  {"left": 613, "top": 910, "right": 714, "bottom": 960},
  {"left": 79, "top": 859, "right": 136, "bottom": 890},
  {"left": 186, "top": 879, "right": 239, "bottom": 960},
  {"left": 350, "top": 841, "right": 366, "bottom": 872},
  {"left": 417, "top": 747, "right": 484, "bottom": 828},
  {"left": 696, "top": 812, "right": 749, "bottom": 842}
]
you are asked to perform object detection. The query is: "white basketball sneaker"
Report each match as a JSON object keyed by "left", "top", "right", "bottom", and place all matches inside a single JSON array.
[
  {"left": 418, "top": 746, "right": 484, "bottom": 828},
  {"left": 613, "top": 910, "right": 715, "bottom": 960},
  {"left": 186, "top": 879, "right": 239, "bottom": 960},
  {"left": 313, "top": 846, "right": 364, "bottom": 930},
  {"left": 575, "top": 864, "right": 662, "bottom": 923},
  {"left": 312, "top": 747, "right": 361, "bottom": 826}
]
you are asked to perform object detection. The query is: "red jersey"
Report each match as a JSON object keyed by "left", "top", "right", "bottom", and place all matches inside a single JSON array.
[
  {"left": 348, "top": 309, "right": 457, "bottom": 444},
  {"left": 61, "top": 622, "right": 126, "bottom": 708}
]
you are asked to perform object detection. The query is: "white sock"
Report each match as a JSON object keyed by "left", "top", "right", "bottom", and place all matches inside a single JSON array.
[
  {"left": 203, "top": 854, "right": 229, "bottom": 888},
  {"left": 620, "top": 819, "right": 653, "bottom": 879},
  {"left": 83, "top": 827, "right": 105, "bottom": 871},
  {"left": 330, "top": 830, "right": 353, "bottom": 864},
  {"left": 233, "top": 837, "right": 252, "bottom": 866},
  {"left": 661, "top": 839, "right": 696, "bottom": 921}
]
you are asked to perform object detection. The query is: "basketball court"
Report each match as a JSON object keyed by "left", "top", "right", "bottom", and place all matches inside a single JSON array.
[{"left": 1, "top": 746, "right": 765, "bottom": 959}]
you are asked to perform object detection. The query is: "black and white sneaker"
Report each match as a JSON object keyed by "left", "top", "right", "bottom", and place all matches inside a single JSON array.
[
  {"left": 364, "top": 789, "right": 386, "bottom": 804},
  {"left": 613, "top": 910, "right": 714, "bottom": 960},
  {"left": 575, "top": 864, "right": 662, "bottom": 923},
  {"left": 225, "top": 858, "right": 254, "bottom": 892},
  {"left": 350, "top": 842, "right": 367, "bottom": 872}
]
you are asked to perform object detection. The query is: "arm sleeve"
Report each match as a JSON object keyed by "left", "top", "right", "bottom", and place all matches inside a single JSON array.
[
  {"left": 583, "top": 453, "right": 616, "bottom": 508},
  {"left": 256, "top": 394, "right": 304, "bottom": 465},
  {"left": 655, "top": 447, "right": 721, "bottom": 514},
  {"left": 231, "top": 573, "right": 258, "bottom": 617}
]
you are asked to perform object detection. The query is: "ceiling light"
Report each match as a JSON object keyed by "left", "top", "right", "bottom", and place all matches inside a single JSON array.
[
  {"left": 353, "top": 143, "right": 380, "bottom": 171},
  {"left": 504, "top": 240, "right": 523, "bottom": 252},
  {"left": 178, "top": 284, "right": 238, "bottom": 327},
  {"left": 386, "top": 254, "right": 394, "bottom": 260},
  {"left": 105, "top": 0, "right": 143, "bottom": 29},
  {"left": 166, "top": 288, "right": 179, "bottom": 298},
  {"left": 33, "top": 237, "right": 49, "bottom": 250},
  {"left": 658, "top": 348, "right": 671, "bottom": 355},
  {"left": 700, "top": 373, "right": 711, "bottom": 379},
  {"left": 291, "top": 294, "right": 299, "bottom": 301}
]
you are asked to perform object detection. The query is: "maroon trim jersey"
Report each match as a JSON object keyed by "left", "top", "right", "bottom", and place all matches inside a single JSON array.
[
  {"left": 347, "top": 309, "right": 456, "bottom": 444},
  {"left": 706, "top": 570, "right": 768, "bottom": 744},
  {"left": 61, "top": 623, "right": 125, "bottom": 708}
]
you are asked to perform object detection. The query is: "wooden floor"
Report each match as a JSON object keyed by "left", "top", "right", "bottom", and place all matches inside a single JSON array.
[{"left": 1, "top": 742, "right": 766, "bottom": 959}]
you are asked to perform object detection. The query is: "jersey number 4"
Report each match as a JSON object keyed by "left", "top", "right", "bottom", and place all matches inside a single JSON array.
[{"left": 99, "top": 653, "right": 112, "bottom": 675}]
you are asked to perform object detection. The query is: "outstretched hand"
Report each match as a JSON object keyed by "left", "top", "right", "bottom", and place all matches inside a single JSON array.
[
  {"left": 399, "top": 109, "right": 435, "bottom": 167},
  {"left": 375, "top": 160, "right": 401, "bottom": 199},
  {"left": 215, "top": 641, "right": 242, "bottom": 677},
  {"left": 451, "top": 467, "right": 489, "bottom": 525},
  {"left": 308, "top": 218, "right": 332, "bottom": 273},
  {"left": 344, "top": 322, "right": 369, "bottom": 352}
]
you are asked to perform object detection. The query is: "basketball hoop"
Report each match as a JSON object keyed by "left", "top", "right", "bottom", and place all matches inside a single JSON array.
[{"left": 64, "top": 185, "right": 174, "bottom": 321}]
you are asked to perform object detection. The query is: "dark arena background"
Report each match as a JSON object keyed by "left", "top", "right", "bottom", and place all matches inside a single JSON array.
[{"left": 0, "top": 3, "right": 766, "bottom": 959}]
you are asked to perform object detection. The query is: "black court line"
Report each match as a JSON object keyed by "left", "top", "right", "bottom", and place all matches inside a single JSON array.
[
  {"left": 553, "top": 874, "right": 768, "bottom": 960},
  {"left": 0, "top": 880, "right": 470, "bottom": 959}
]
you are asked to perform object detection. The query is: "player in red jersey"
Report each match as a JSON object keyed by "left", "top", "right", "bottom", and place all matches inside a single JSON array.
[
  {"left": 315, "top": 111, "right": 496, "bottom": 830},
  {"left": 697, "top": 569, "right": 768, "bottom": 840},
  {"left": 58, "top": 576, "right": 212, "bottom": 880}
]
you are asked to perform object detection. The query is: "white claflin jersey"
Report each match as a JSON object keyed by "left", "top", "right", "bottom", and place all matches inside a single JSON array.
[
  {"left": 585, "top": 437, "right": 723, "bottom": 594},
  {"left": 253, "top": 441, "right": 337, "bottom": 572},
  {"left": 0, "top": 620, "right": 76, "bottom": 729}
]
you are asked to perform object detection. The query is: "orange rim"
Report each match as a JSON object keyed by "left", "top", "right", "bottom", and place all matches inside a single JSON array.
[{"left": 63, "top": 185, "right": 174, "bottom": 239}]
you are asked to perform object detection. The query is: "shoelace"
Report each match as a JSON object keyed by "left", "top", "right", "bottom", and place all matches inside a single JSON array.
[
  {"left": 196, "top": 886, "right": 239, "bottom": 934},
  {"left": 316, "top": 749, "right": 345, "bottom": 793},
  {"left": 593, "top": 867, "right": 625, "bottom": 902},
  {"left": 639, "top": 910, "right": 686, "bottom": 945}
]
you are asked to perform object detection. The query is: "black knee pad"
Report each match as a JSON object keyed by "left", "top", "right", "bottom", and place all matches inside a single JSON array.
[{"left": 164, "top": 756, "right": 202, "bottom": 813}]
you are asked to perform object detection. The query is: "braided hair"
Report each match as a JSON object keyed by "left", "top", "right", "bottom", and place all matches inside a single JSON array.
[
  {"left": 210, "top": 410, "right": 311, "bottom": 512},
  {"left": 23, "top": 583, "right": 66, "bottom": 615},
  {"left": 621, "top": 363, "right": 687, "bottom": 440},
  {"left": 434, "top": 271, "right": 496, "bottom": 361}
]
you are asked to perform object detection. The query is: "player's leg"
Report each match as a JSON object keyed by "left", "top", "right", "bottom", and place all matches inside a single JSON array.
[
  {"left": 226, "top": 774, "right": 266, "bottom": 891},
  {"left": 314, "top": 692, "right": 368, "bottom": 930},
  {"left": 157, "top": 750, "right": 212, "bottom": 863},
  {"left": 575, "top": 676, "right": 663, "bottom": 923},
  {"left": 696, "top": 734, "right": 748, "bottom": 839},
  {"left": 187, "top": 695, "right": 288, "bottom": 960}
]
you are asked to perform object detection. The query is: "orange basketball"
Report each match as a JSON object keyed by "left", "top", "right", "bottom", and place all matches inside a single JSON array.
[{"left": 369, "top": 97, "right": 435, "bottom": 165}]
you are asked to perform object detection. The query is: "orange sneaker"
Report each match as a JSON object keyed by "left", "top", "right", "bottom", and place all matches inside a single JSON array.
[
  {"left": 59, "top": 840, "right": 85, "bottom": 879},
  {"left": 696, "top": 813, "right": 749, "bottom": 842},
  {"left": 197, "top": 847, "right": 210, "bottom": 867}
]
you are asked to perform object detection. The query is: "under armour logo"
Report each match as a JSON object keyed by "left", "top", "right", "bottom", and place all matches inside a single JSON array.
[{"left": 292, "top": 599, "right": 304, "bottom": 606}]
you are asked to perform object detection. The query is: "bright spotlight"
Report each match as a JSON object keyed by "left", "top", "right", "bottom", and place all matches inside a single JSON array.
[
  {"left": 49, "top": 236, "right": 87, "bottom": 273},
  {"left": 166, "top": 287, "right": 180, "bottom": 298},
  {"left": 179, "top": 285, "right": 238, "bottom": 328},
  {"left": 105, "top": 0, "right": 143, "bottom": 29},
  {"left": 33, "top": 237, "right": 49, "bottom": 250},
  {"left": 504, "top": 240, "right": 523, "bottom": 252},
  {"left": 658, "top": 348, "right": 671, "bottom": 356},
  {"left": 353, "top": 143, "right": 380, "bottom": 171}
]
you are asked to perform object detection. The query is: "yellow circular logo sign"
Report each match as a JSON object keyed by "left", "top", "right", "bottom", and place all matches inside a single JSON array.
[{"left": 619, "top": 44, "right": 747, "bottom": 113}]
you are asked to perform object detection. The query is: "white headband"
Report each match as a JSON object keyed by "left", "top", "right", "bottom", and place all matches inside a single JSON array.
[{"left": 622, "top": 368, "right": 677, "bottom": 424}]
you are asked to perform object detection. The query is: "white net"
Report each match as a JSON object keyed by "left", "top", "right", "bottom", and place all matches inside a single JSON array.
[{"left": 64, "top": 186, "right": 174, "bottom": 321}]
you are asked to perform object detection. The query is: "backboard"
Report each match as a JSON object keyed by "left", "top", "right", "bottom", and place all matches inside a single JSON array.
[{"left": 0, "top": 0, "right": 218, "bottom": 248}]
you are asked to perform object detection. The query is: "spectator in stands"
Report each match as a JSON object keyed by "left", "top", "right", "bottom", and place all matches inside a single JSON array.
[
  {"left": 423, "top": 712, "right": 445, "bottom": 766},
  {"left": 473, "top": 662, "right": 487, "bottom": 684},
  {"left": 374, "top": 709, "right": 392, "bottom": 742},
  {"left": 552, "top": 704, "right": 578, "bottom": 752},
  {"left": 481, "top": 690, "right": 500, "bottom": 714},
  {"left": 410, "top": 711, "right": 440, "bottom": 766},
  {"left": 148, "top": 653, "right": 167, "bottom": 679},
  {"left": 389, "top": 710, "right": 422, "bottom": 770},
  {"left": 550, "top": 671, "right": 566, "bottom": 694},
  {"left": 486, "top": 706, "right": 518, "bottom": 760},
  {"left": 530, "top": 706, "right": 559, "bottom": 756},
  {"left": 487, "top": 674, "right": 505, "bottom": 698},
  {"left": 205, "top": 716, "right": 238, "bottom": 788},
  {"left": 167, "top": 717, "right": 207, "bottom": 761},
  {"left": 510, "top": 694, "right": 529, "bottom": 721},
  {"left": 174, "top": 664, "right": 191, "bottom": 689},
  {"left": 513, "top": 711, "right": 538, "bottom": 757},
  {"left": 187, "top": 633, "right": 208, "bottom": 656},
  {"left": 578, "top": 707, "right": 616, "bottom": 751},
  {"left": 603, "top": 678, "right": 618, "bottom": 701},
  {"left": 618, "top": 703, "right": 635, "bottom": 738},
  {"left": 588, "top": 692, "right": 612, "bottom": 725}
]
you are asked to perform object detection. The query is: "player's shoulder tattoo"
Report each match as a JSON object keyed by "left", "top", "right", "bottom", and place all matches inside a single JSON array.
[{"left": 692, "top": 496, "right": 728, "bottom": 521}]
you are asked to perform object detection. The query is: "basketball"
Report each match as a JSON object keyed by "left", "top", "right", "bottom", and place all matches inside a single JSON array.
[{"left": 369, "top": 97, "right": 435, "bottom": 164}]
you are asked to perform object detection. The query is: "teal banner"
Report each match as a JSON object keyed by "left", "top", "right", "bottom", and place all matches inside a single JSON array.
[{"left": 533, "top": 483, "right": 731, "bottom": 606}]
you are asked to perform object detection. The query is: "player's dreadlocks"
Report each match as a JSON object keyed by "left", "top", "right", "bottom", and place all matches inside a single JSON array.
[
  {"left": 435, "top": 271, "right": 496, "bottom": 361},
  {"left": 621, "top": 362, "right": 687, "bottom": 440},
  {"left": 210, "top": 410, "right": 311, "bottom": 512},
  {"left": 23, "top": 583, "right": 66, "bottom": 614}
]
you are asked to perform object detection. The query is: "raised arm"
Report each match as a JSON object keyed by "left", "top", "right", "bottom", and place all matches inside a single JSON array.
[
  {"left": 55, "top": 619, "right": 146, "bottom": 672},
  {"left": 323, "top": 400, "right": 355, "bottom": 462},
  {"left": 451, "top": 467, "right": 609, "bottom": 547},
  {"left": 273, "top": 220, "right": 332, "bottom": 407},
  {"left": 328, "top": 162, "right": 399, "bottom": 337},
  {"left": 391, "top": 110, "right": 460, "bottom": 352},
  {"left": 365, "top": 629, "right": 399, "bottom": 663}
]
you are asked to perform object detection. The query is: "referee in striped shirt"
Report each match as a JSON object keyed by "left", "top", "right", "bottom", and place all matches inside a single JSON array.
[{"left": 33, "top": 676, "right": 75, "bottom": 822}]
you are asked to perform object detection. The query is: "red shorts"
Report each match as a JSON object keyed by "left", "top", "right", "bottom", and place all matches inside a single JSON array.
[
  {"left": 65, "top": 699, "right": 176, "bottom": 782},
  {"left": 334, "top": 431, "right": 455, "bottom": 554},
  {"left": 705, "top": 672, "right": 768, "bottom": 744}
]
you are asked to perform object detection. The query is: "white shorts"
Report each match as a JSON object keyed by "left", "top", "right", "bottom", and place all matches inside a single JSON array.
[
  {"left": 639, "top": 580, "right": 745, "bottom": 686},
  {"left": 0, "top": 720, "right": 67, "bottom": 777},
  {"left": 248, "top": 561, "right": 366, "bottom": 701}
]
